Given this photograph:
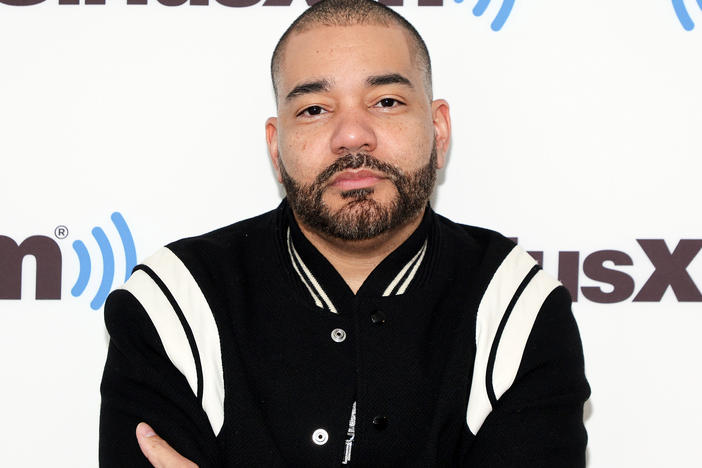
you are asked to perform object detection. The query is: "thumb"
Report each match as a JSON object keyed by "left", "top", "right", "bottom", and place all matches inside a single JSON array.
[{"left": 136, "top": 422, "right": 198, "bottom": 468}]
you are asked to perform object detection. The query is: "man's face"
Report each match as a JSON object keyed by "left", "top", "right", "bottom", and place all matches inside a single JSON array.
[{"left": 266, "top": 23, "right": 451, "bottom": 241}]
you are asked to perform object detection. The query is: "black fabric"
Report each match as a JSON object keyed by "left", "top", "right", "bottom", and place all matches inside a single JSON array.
[
  {"left": 460, "top": 286, "right": 590, "bottom": 467},
  {"left": 99, "top": 200, "right": 590, "bottom": 467},
  {"left": 99, "top": 290, "right": 223, "bottom": 468}
]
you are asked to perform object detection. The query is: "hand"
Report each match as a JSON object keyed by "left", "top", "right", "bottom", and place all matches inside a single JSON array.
[{"left": 136, "top": 422, "right": 199, "bottom": 468}]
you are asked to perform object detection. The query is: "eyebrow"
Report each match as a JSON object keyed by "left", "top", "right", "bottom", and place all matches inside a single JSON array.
[
  {"left": 285, "top": 79, "right": 332, "bottom": 102},
  {"left": 366, "top": 73, "right": 413, "bottom": 89},
  {"left": 284, "top": 73, "right": 413, "bottom": 102}
]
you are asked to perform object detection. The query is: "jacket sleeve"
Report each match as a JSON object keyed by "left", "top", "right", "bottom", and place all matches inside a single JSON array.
[
  {"left": 462, "top": 285, "right": 590, "bottom": 467},
  {"left": 99, "top": 288, "right": 222, "bottom": 468}
]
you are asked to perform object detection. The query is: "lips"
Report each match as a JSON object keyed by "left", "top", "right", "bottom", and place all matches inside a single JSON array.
[{"left": 329, "top": 169, "right": 386, "bottom": 191}]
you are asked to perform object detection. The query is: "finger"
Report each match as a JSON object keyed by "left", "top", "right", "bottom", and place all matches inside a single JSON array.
[{"left": 136, "top": 422, "right": 198, "bottom": 468}]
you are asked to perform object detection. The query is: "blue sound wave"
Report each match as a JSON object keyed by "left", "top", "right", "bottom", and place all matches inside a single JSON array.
[
  {"left": 111, "top": 212, "right": 137, "bottom": 282},
  {"left": 466, "top": 0, "right": 515, "bottom": 32},
  {"left": 71, "top": 240, "right": 91, "bottom": 297},
  {"left": 673, "top": 0, "right": 702, "bottom": 30},
  {"left": 91, "top": 227, "right": 115, "bottom": 311},
  {"left": 71, "top": 211, "right": 137, "bottom": 310},
  {"left": 473, "top": 0, "right": 490, "bottom": 16}
]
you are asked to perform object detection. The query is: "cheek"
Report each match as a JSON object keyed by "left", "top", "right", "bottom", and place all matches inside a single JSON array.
[
  {"left": 378, "top": 119, "right": 434, "bottom": 170},
  {"left": 280, "top": 129, "right": 329, "bottom": 180}
]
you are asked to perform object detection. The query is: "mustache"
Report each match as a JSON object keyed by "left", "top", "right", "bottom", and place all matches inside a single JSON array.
[{"left": 313, "top": 153, "right": 402, "bottom": 188}]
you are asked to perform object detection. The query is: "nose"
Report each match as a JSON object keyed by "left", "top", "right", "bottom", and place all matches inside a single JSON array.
[{"left": 329, "top": 107, "right": 377, "bottom": 155}]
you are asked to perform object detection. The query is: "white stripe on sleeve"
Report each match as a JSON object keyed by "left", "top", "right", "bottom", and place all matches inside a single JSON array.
[
  {"left": 492, "top": 269, "right": 560, "bottom": 400},
  {"left": 119, "top": 269, "right": 199, "bottom": 396},
  {"left": 465, "top": 245, "right": 537, "bottom": 434},
  {"left": 141, "top": 247, "right": 226, "bottom": 435}
]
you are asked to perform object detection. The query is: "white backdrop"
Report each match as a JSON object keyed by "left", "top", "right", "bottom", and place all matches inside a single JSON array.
[{"left": 1, "top": 1, "right": 701, "bottom": 466}]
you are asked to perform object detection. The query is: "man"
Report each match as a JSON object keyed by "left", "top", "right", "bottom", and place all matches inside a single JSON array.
[{"left": 99, "top": 0, "right": 590, "bottom": 466}]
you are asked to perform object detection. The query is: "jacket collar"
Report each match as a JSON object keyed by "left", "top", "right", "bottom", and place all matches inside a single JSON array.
[{"left": 283, "top": 200, "right": 433, "bottom": 314}]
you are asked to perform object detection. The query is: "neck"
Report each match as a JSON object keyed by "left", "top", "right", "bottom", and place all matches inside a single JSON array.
[{"left": 294, "top": 210, "right": 425, "bottom": 294}]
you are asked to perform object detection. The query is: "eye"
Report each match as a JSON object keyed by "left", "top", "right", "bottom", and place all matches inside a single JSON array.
[
  {"left": 374, "top": 98, "right": 404, "bottom": 108},
  {"left": 297, "top": 105, "right": 327, "bottom": 117}
]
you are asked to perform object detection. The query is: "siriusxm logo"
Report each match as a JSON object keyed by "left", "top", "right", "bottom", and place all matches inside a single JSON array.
[
  {"left": 0, "top": 0, "right": 699, "bottom": 32},
  {"left": 672, "top": 0, "right": 702, "bottom": 30},
  {"left": 0, "top": 0, "right": 518, "bottom": 31},
  {"left": 0, "top": 212, "right": 137, "bottom": 310},
  {"left": 514, "top": 239, "right": 702, "bottom": 304}
]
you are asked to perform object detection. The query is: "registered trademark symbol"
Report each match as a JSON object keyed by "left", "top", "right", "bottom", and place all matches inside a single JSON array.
[{"left": 54, "top": 225, "right": 69, "bottom": 239}]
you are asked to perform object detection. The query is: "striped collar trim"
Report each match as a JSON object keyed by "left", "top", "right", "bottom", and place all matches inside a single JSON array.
[
  {"left": 286, "top": 227, "right": 338, "bottom": 314},
  {"left": 286, "top": 227, "right": 428, "bottom": 313},
  {"left": 382, "top": 238, "right": 428, "bottom": 297}
]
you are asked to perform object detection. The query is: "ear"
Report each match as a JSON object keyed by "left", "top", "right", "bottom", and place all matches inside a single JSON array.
[
  {"left": 431, "top": 99, "right": 451, "bottom": 169},
  {"left": 265, "top": 117, "right": 282, "bottom": 183}
]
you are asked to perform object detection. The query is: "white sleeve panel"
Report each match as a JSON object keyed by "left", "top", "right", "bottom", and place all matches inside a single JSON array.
[
  {"left": 119, "top": 269, "right": 199, "bottom": 397},
  {"left": 465, "top": 245, "right": 537, "bottom": 435},
  {"left": 492, "top": 269, "right": 560, "bottom": 401},
  {"left": 142, "top": 247, "right": 225, "bottom": 436}
]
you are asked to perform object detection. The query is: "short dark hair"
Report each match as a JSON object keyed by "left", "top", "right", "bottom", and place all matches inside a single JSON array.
[{"left": 271, "top": 0, "right": 433, "bottom": 102}]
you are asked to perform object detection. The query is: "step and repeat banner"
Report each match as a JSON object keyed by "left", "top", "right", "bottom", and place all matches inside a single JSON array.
[{"left": 1, "top": 0, "right": 700, "bottom": 466}]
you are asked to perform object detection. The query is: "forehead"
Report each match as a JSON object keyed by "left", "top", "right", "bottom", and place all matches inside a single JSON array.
[{"left": 277, "top": 23, "right": 417, "bottom": 92}]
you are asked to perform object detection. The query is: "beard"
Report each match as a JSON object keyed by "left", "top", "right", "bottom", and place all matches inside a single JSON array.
[{"left": 279, "top": 144, "right": 437, "bottom": 241}]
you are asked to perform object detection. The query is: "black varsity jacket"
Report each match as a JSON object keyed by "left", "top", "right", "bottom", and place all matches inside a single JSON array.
[{"left": 99, "top": 200, "right": 590, "bottom": 467}]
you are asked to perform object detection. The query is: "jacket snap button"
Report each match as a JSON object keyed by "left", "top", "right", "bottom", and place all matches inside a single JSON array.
[
  {"left": 372, "top": 415, "right": 388, "bottom": 430},
  {"left": 331, "top": 328, "right": 346, "bottom": 343},
  {"left": 312, "top": 428, "right": 329, "bottom": 445},
  {"left": 370, "top": 310, "right": 386, "bottom": 325}
]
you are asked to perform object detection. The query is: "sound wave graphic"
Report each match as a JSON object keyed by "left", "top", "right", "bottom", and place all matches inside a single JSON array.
[
  {"left": 462, "top": 0, "right": 515, "bottom": 32},
  {"left": 672, "top": 0, "right": 702, "bottom": 30},
  {"left": 71, "top": 212, "right": 136, "bottom": 310}
]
